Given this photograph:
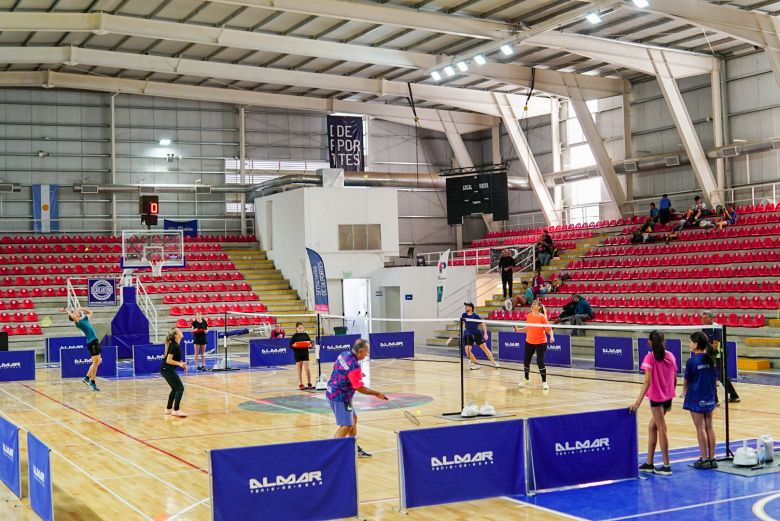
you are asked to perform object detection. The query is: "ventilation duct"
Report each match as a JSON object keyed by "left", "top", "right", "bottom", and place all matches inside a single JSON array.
[
  {"left": 0, "top": 183, "right": 20, "bottom": 193},
  {"left": 720, "top": 147, "right": 739, "bottom": 158},
  {"left": 80, "top": 184, "right": 99, "bottom": 194},
  {"left": 664, "top": 156, "right": 680, "bottom": 167},
  {"left": 623, "top": 161, "right": 638, "bottom": 173}
]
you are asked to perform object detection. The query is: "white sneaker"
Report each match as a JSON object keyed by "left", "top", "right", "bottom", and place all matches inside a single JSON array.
[
  {"left": 479, "top": 404, "right": 496, "bottom": 416},
  {"left": 493, "top": 361, "right": 500, "bottom": 369},
  {"left": 164, "top": 408, "right": 172, "bottom": 415},
  {"left": 172, "top": 410, "right": 188, "bottom": 417},
  {"left": 542, "top": 383, "right": 550, "bottom": 391},
  {"left": 460, "top": 404, "right": 479, "bottom": 417},
  {"left": 518, "top": 379, "right": 529, "bottom": 388},
  {"left": 469, "top": 363, "right": 481, "bottom": 371}
]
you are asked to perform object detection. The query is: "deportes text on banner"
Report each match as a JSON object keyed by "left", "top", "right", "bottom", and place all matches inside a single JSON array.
[
  {"left": 0, "top": 351, "right": 35, "bottom": 382},
  {"left": 61, "top": 346, "right": 118, "bottom": 378},
  {"left": 28, "top": 432, "right": 53, "bottom": 521},
  {"left": 0, "top": 416, "right": 20, "bottom": 498},
  {"left": 164, "top": 218, "right": 198, "bottom": 237},
  {"left": 305, "top": 248, "right": 330, "bottom": 312},
  {"left": 398, "top": 419, "right": 525, "bottom": 509},
  {"left": 46, "top": 335, "right": 86, "bottom": 363},
  {"left": 498, "top": 332, "right": 571, "bottom": 367},
  {"left": 249, "top": 338, "right": 295, "bottom": 367},
  {"left": 367, "top": 331, "right": 414, "bottom": 359},
  {"left": 133, "top": 344, "right": 185, "bottom": 375},
  {"left": 319, "top": 334, "right": 361, "bottom": 364},
  {"left": 87, "top": 278, "right": 117, "bottom": 307},
  {"left": 436, "top": 249, "right": 450, "bottom": 304},
  {"left": 638, "top": 338, "right": 682, "bottom": 374},
  {"left": 594, "top": 336, "right": 634, "bottom": 371},
  {"left": 210, "top": 437, "right": 358, "bottom": 521},
  {"left": 527, "top": 408, "right": 638, "bottom": 492},
  {"left": 182, "top": 330, "right": 218, "bottom": 355},
  {"left": 326, "top": 115, "right": 364, "bottom": 171},
  {"left": 32, "top": 184, "right": 59, "bottom": 233}
]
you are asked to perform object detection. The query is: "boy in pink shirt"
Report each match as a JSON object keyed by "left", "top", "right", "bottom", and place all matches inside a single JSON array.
[{"left": 629, "top": 331, "right": 677, "bottom": 475}]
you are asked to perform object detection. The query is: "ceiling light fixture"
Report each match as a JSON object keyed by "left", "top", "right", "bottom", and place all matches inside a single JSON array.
[
  {"left": 443, "top": 66, "right": 455, "bottom": 77},
  {"left": 159, "top": 139, "right": 171, "bottom": 146},
  {"left": 456, "top": 61, "right": 468, "bottom": 72},
  {"left": 632, "top": 0, "right": 649, "bottom": 7},
  {"left": 430, "top": 70, "right": 442, "bottom": 81},
  {"left": 500, "top": 44, "right": 514, "bottom": 56},
  {"left": 473, "top": 54, "right": 486, "bottom": 65},
  {"left": 586, "top": 12, "right": 602, "bottom": 24}
]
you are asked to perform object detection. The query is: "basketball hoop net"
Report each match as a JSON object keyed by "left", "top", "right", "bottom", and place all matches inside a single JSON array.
[{"left": 148, "top": 253, "right": 166, "bottom": 278}]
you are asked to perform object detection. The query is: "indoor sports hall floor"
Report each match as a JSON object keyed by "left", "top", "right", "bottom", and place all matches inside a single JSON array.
[{"left": 0, "top": 353, "right": 778, "bottom": 521}]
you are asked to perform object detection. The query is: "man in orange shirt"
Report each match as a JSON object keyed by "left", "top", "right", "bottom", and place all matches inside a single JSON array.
[{"left": 518, "top": 300, "right": 555, "bottom": 390}]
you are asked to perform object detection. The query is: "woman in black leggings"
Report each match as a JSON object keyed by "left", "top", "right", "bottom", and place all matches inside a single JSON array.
[
  {"left": 161, "top": 327, "right": 188, "bottom": 417},
  {"left": 518, "top": 300, "right": 555, "bottom": 390}
]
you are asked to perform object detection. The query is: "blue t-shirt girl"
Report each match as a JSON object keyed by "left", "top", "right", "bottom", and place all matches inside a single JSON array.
[{"left": 683, "top": 331, "right": 719, "bottom": 469}]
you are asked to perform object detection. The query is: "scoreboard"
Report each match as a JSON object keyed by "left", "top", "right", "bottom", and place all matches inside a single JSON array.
[
  {"left": 444, "top": 169, "right": 509, "bottom": 225},
  {"left": 139, "top": 195, "right": 159, "bottom": 226}
]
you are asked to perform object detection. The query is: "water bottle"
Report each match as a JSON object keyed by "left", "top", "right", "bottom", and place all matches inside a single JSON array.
[{"left": 758, "top": 443, "right": 766, "bottom": 467}]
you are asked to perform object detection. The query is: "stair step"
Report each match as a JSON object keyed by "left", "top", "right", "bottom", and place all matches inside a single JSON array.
[
  {"left": 744, "top": 337, "right": 780, "bottom": 346},
  {"left": 738, "top": 358, "right": 772, "bottom": 370}
]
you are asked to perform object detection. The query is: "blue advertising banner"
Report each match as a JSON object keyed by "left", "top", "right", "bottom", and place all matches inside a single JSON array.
[
  {"left": 87, "top": 277, "right": 117, "bottom": 307},
  {"left": 727, "top": 340, "right": 738, "bottom": 380},
  {"left": 28, "top": 432, "right": 53, "bottom": 521},
  {"left": 637, "top": 338, "right": 683, "bottom": 374},
  {"left": 594, "top": 336, "right": 634, "bottom": 371},
  {"left": 61, "top": 345, "right": 118, "bottom": 378},
  {"left": 463, "top": 331, "right": 492, "bottom": 360},
  {"left": 368, "top": 331, "right": 414, "bottom": 359},
  {"left": 46, "top": 335, "right": 87, "bottom": 363},
  {"left": 319, "top": 334, "right": 361, "bottom": 364},
  {"left": 0, "top": 416, "right": 20, "bottom": 498},
  {"left": 164, "top": 218, "right": 198, "bottom": 238},
  {"left": 0, "top": 351, "right": 35, "bottom": 382},
  {"left": 133, "top": 344, "right": 183, "bottom": 375},
  {"left": 182, "top": 330, "right": 218, "bottom": 355},
  {"left": 500, "top": 332, "right": 572, "bottom": 368},
  {"left": 249, "top": 338, "right": 295, "bottom": 367},
  {"left": 305, "top": 248, "right": 329, "bottom": 312},
  {"left": 326, "top": 115, "right": 364, "bottom": 171},
  {"left": 546, "top": 335, "right": 572, "bottom": 367},
  {"left": 528, "top": 408, "right": 638, "bottom": 492},
  {"left": 210, "top": 437, "right": 357, "bottom": 521},
  {"left": 398, "top": 419, "right": 525, "bottom": 508}
]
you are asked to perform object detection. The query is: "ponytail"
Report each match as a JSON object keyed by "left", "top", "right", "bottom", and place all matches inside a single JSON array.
[
  {"left": 164, "top": 327, "right": 178, "bottom": 358},
  {"left": 690, "top": 331, "right": 715, "bottom": 367},
  {"left": 649, "top": 330, "right": 666, "bottom": 362}
]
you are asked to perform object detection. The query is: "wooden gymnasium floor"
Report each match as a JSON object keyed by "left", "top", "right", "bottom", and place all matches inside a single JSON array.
[{"left": 0, "top": 354, "right": 778, "bottom": 521}]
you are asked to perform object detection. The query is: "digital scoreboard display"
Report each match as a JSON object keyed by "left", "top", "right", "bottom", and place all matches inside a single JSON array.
[
  {"left": 445, "top": 171, "right": 508, "bottom": 225},
  {"left": 140, "top": 195, "right": 159, "bottom": 225}
]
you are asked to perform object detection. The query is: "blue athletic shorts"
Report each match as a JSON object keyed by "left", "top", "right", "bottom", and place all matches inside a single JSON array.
[{"left": 329, "top": 398, "right": 356, "bottom": 426}]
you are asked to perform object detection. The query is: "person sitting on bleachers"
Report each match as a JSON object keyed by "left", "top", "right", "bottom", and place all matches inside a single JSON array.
[
  {"left": 649, "top": 202, "right": 659, "bottom": 220},
  {"left": 676, "top": 196, "right": 707, "bottom": 231},
  {"left": 715, "top": 203, "right": 737, "bottom": 231},
  {"left": 531, "top": 270, "right": 545, "bottom": 297},
  {"left": 560, "top": 294, "right": 594, "bottom": 336},
  {"left": 535, "top": 240, "right": 552, "bottom": 267},
  {"left": 512, "top": 281, "right": 534, "bottom": 308},
  {"left": 632, "top": 218, "right": 657, "bottom": 244},
  {"left": 552, "top": 299, "right": 577, "bottom": 325}
]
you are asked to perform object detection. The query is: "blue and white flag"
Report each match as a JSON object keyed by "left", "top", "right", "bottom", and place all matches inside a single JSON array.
[
  {"left": 305, "top": 248, "right": 329, "bottom": 312},
  {"left": 32, "top": 184, "right": 59, "bottom": 233}
]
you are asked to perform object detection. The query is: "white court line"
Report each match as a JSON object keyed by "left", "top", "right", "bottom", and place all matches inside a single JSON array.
[
  {"left": 603, "top": 490, "right": 780, "bottom": 521},
  {"left": 167, "top": 496, "right": 211, "bottom": 520},
  {"left": 507, "top": 497, "right": 589, "bottom": 521},
  {"left": 753, "top": 491, "right": 780, "bottom": 521}
]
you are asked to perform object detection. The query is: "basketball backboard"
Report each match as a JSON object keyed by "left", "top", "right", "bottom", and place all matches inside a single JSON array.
[{"left": 120, "top": 230, "right": 185, "bottom": 273}]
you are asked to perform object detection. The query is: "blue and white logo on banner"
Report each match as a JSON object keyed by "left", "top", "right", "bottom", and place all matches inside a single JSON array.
[
  {"left": 61, "top": 346, "right": 117, "bottom": 378},
  {"left": 319, "top": 334, "right": 361, "bottom": 363},
  {"left": 368, "top": 331, "right": 414, "bottom": 359},
  {"left": 32, "top": 184, "right": 59, "bottom": 233},
  {"left": 637, "top": 338, "right": 682, "bottom": 374},
  {"left": 546, "top": 335, "right": 572, "bottom": 367},
  {"left": 398, "top": 419, "right": 525, "bottom": 508},
  {"left": 594, "top": 336, "right": 634, "bottom": 371},
  {"left": 0, "top": 416, "right": 20, "bottom": 498},
  {"left": 305, "top": 248, "right": 329, "bottom": 312},
  {"left": 498, "top": 331, "right": 524, "bottom": 362},
  {"left": 28, "top": 432, "right": 53, "bottom": 521},
  {"left": 210, "top": 437, "right": 357, "bottom": 521},
  {"left": 463, "top": 331, "right": 492, "bottom": 360},
  {"left": 528, "top": 408, "right": 638, "bottom": 492},
  {"left": 46, "top": 335, "right": 87, "bottom": 363},
  {"left": 133, "top": 344, "right": 180, "bottom": 375},
  {"left": 249, "top": 338, "right": 295, "bottom": 367},
  {"left": 0, "top": 351, "right": 35, "bottom": 382},
  {"left": 182, "top": 330, "right": 218, "bottom": 355},
  {"left": 88, "top": 278, "right": 116, "bottom": 307},
  {"left": 164, "top": 218, "right": 198, "bottom": 238}
]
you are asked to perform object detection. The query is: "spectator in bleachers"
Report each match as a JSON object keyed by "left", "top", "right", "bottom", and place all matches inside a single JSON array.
[
  {"left": 535, "top": 240, "right": 552, "bottom": 267},
  {"left": 499, "top": 249, "right": 516, "bottom": 299},
  {"left": 649, "top": 202, "right": 659, "bottom": 220},
  {"left": 658, "top": 194, "right": 672, "bottom": 224},
  {"left": 271, "top": 323, "right": 286, "bottom": 339},
  {"left": 560, "top": 294, "right": 594, "bottom": 336},
  {"left": 552, "top": 299, "right": 577, "bottom": 325},
  {"left": 632, "top": 218, "right": 657, "bottom": 244},
  {"left": 513, "top": 280, "right": 534, "bottom": 308},
  {"left": 676, "top": 196, "right": 707, "bottom": 231},
  {"left": 531, "top": 270, "right": 545, "bottom": 297},
  {"left": 715, "top": 203, "right": 737, "bottom": 231}
]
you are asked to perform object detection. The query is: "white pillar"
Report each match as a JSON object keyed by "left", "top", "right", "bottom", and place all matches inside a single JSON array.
[
  {"left": 622, "top": 89, "right": 634, "bottom": 214},
  {"left": 110, "top": 92, "right": 118, "bottom": 235},
  {"left": 239, "top": 106, "right": 247, "bottom": 236},
  {"left": 711, "top": 60, "right": 725, "bottom": 200},
  {"left": 491, "top": 124, "right": 501, "bottom": 164}
]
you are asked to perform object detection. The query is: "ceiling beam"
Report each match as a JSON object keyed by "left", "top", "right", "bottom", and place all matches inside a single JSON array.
[{"left": 0, "top": 70, "right": 497, "bottom": 133}]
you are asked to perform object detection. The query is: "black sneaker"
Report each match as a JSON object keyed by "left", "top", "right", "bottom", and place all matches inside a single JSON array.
[
  {"left": 357, "top": 446, "right": 372, "bottom": 458},
  {"left": 639, "top": 463, "right": 655, "bottom": 473},
  {"left": 693, "top": 458, "right": 709, "bottom": 469},
  {"left": 728, "top": 397, "right": 741, "bottom": 403},
  {"left": 708, "top": 459, "right": 719, "bottom": 469},
  {"left": 654, "top": 465, "right": 672, "bottom": 476}
]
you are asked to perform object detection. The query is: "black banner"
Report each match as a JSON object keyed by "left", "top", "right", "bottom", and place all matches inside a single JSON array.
[{"left": 327, "top": 115, "right": 364, "bottom": 171}]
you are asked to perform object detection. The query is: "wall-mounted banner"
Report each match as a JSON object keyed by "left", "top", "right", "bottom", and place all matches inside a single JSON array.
[
  {"left": 133, "top": 344, "right": 182, "bottom": 375},
  {"left": 61, "top": 345, "right": 118, "bottom": 379},
  {"left": 305, "top": 248, "right": 329, "bottom": 312},
  {"left": 210, "top": 437, "right": 358, "bottom": 521},
  {"left": 368, "top": 331, "right": 414, "bottom": 359},
  {"left": 88, "top": 278, "right": 117, "bottom": 307},
  {"left": 436, "top": 249, "right": 450, "bottom": 304},
  {"left": 0, "top": 416, "right": 20, "bottom": 498},
  {"left": 594, "top": 336, "right": 634, "bottom": 371},
  {"left": 637, "top": 338, "right": 683, "bottom": 375},
  {"left": 46, "top": 335, "right": 87, "bottom": 363},
  {"left": 28, "top": 432, "right": 53, "bottom": 521},
  {"left": 249, "top": 338, "right": 295, "bottom": 367},
  {"left": 398, "top": 419, "right": 525, "bottom": 509},
  {"left": 32, "top": 184, "right": 59, "bottom": 233},
  {"left": 326, "top": 115, "right": 364, "bottom": 171},
  {"left": 463, "top": 331, "right": 492, "bottom": 360},
  {"left": 319, "top": 334, "right": 361, "bottom": 364},
  {"left": 498, "top": 332, "right": 571, "bottom": 367},
  {"left": 164, "top": 218, "right": 198, "bottom": 238},
  {"left": 182, "top": 330, "right": 218, "bottom": 355},
  {"left": 528, "top": 408, "right": 638, "bottom": 492},
  {"left": 0, "top": 350, "right": 35, "bottom": 382}
]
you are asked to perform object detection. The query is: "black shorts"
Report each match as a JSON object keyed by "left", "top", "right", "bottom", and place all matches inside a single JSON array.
[
  {"left": 86, "top": 339, "right": 101, "bottom": 357},
  {"left": 650, "top": 399, "right": 672, "bottom": 411},
  {"left": 464, "top": 333, "right": 485, "bottom": 346},
  {"left": 193, "top": 335, "right": 207, "bottom": 346},
  {"left": 293, "top": 348, "right": 310, "bottom": 363}
]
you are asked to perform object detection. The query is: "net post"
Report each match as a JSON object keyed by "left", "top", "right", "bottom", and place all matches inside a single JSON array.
[
  {"left": 459, "top": 317, "right": 465, "bottom": 412},
  {"left": 316, "top": 312, "right": 322, "bottom": 380},
  {"left": 721, "top": 323, "right": 733, "bottom": 459},
  {"left": 212, "top": 310, "right": 239, "bottom": 372}
]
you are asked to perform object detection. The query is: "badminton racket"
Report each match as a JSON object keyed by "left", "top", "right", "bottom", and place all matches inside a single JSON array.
[{"left": 387, "top": 399, "right": 421, "bottom": 425}]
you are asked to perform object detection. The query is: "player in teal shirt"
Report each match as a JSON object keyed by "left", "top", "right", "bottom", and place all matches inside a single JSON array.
[{"left": 60, "top": 307, "right": 101, "bottom": 391}]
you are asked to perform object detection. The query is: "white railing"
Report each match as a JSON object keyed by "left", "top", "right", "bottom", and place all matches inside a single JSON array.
[
  {"left": 420, "top": 244, "right": 536, "bottom": 274},
  {"left": 65, "top": 279, "right": 81, "bottom": 312},
  {"left": 134, "top": 278, "right": 158, "bottom": 342}
]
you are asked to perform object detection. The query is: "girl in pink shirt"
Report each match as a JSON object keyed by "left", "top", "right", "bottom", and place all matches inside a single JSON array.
[{"left": 629, "top": 330, "right": 677, "bottom": 476}]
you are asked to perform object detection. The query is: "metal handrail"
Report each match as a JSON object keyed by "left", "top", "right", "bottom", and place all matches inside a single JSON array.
[
  {"left": 65, "top": 279, "right": 81, "bottom": 312},
  {"left": 134, "top": 278, "right": 158, "bottom": 342}
]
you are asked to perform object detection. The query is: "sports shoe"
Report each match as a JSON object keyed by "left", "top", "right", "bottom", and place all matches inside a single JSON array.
[
  {"left": 460, "top": 404, "right": 479, "bottom": 417},
  {"left": 693, "top": 458, "right": 709, "bottom": 469},
  {"left": 728, "top": 397, "right": 741, "bottom": 403},
  {"left": 518, "top": 379, "right": 529, "bottom": 388},
  {"left": 654, "top": 465, "right": 672, "bottom": 476},
  {"left": 542, "top": 382, "right": 550, "bottom": 391},
  {"left": 298, "top": 384, "right": 305, "bottom": 390},
  {"left": 89, "top": 381, "right": 100, "bottom": 392},
  {"left": 708, "top": 459, "right": 719, "bottom": 469},
  {"left": 639, "top": 462, "right": 655, "bottom": 473},
  {"left": 82, "top": 376, "right": 91, "bottom": 387},
  {"left": 306, "top": 383, "right": 314, "bottom": 389},
  {"left": 164, "top": 408, "right": 172, "bottom": 415},
  {"left": 478, "top": 404, "right": 496, "bottom": 416},
  {"left": 493, "top": 361, "right": 500, "bottom": 369},
  {"left": 469, "top": 363, "right": 481, "bottom": 371},
  {"left": 172, "top": 410, "right": 188, "bottom": 417},
  {"left": 357, "top": 446, "right": 372, "bottom": 458}
]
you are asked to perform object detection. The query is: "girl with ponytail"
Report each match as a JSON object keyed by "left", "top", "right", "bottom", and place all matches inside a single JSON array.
[
  {"left": 683, "top": 331, "right": 718, "bottom": 469},
  {"left": 630, "top": 331, "right": 677, "bottom": 475},
  {"left": 161, "top": 327, "right": 188, "bottom": 417}
]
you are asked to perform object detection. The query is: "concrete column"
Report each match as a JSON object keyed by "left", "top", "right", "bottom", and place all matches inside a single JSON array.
[
  {"left": 622, "top": 89, "right": 634, "bottom": 214},
  {"left": 239, "top": 106, "right": 247, "bottom": 236}
]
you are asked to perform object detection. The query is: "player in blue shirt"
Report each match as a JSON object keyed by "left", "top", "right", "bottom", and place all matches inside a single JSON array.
[
  {"left": 462, "top": 303, "right": 499, "bottom": 370},
  {"left": 683, "top": 331, "right": 718, "bottom": 469},
  {"left": 60, "top": 307, "right": 101, "bottom": 391}
]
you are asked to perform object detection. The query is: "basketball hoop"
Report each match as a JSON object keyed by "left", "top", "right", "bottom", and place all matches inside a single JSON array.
[{"left": 148, "top": 253, "right": 166, "bottom": 278}]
